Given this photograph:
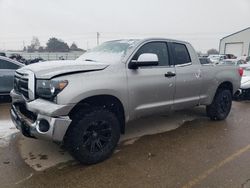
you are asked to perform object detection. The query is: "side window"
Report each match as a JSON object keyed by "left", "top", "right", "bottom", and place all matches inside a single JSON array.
[
  {"left": 172, "top": 43, "right": 191, "bottom": 65},
  {"left": 132, "top": 42, "right": 170, "bottom": 66},
  {"left": 0, "top": 59, "right": 19, "bottom": 69}
]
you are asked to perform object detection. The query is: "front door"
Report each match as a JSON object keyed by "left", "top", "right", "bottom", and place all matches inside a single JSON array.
[{"left": 126, "top": 41, "right": 176, "bottom": 120}]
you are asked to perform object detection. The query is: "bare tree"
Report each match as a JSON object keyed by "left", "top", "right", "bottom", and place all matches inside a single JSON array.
[
  {"left": 207, "top": 49, "right": 219, "bottom": 55},
  {"left": 27, "top": 36, "right": 41, "bottom": 52},
  {"left": 31, "top": 37, "right": 40, "bottom": 50}
]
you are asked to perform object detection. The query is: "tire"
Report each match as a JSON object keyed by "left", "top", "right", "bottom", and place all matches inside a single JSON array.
[
  {"left": 66, "top": 108, "right": 120, "bottom": 164},
  {"left": 206, "top": 89, "right": 232, "bottom": 121}
]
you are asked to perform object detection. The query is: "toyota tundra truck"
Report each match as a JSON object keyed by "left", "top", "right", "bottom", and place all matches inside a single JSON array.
[{"left": 10, "top": 38, "right": 241, "bottom": 164}]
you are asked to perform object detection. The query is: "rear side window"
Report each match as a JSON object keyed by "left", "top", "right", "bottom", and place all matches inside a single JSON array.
[
  {"left": 0, "top": 59, "right": 19, "bottom": 69},
  {"left": 172, "top": 43, "right": 191, "bottom": 65},
  {"left": 132, "top": 42, "right": 170, "bottom": 66}
]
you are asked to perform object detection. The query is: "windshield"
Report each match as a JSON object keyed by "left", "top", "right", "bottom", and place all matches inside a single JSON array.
[{"left": 77, "top": 39, "right": 140, "bottom": 63}]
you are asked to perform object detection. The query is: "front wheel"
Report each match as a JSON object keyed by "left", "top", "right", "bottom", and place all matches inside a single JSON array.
[
  {"left": 66, "top": 108, "right": 120, "bottom": 164},
  {"left": 206, "top": 89, "right": 232, "bottom": 120}
]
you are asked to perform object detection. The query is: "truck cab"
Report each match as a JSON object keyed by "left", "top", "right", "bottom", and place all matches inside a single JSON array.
[{"left": 10, "top": 38, "right": 241, "bottom": 164}]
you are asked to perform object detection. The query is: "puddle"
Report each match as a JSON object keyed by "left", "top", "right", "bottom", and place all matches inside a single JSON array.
[
  {"left": 0, "top": 133, "right": 19, "bottom": 148},
  {"left": 0, "top": 103, "right": 19, "bottom": 147}
]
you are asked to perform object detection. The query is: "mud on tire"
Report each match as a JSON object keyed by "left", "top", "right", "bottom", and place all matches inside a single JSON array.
[{"left": 65, "top": 107, "right": 120, "bottom": 164}]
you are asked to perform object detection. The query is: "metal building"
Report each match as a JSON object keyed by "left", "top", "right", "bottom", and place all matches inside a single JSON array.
[{"left": 219, "top": 27, "right": 250, "bottom": 57}]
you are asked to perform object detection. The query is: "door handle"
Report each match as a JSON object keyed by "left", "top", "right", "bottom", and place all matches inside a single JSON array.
[{"left": 164, "top": 72, "right": 176, "bottom": 78}]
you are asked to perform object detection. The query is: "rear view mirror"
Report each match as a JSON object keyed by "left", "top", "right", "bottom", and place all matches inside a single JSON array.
[{"left": 129, "top": 53, "right": 159, "bottom": 69}]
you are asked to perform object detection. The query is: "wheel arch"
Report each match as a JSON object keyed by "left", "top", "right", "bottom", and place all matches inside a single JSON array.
[
  {"left": 206, "top": 81, "right": 233, "bottom": 121},
  {"left": 208, "top": 81, "right": 233, "bottom": 104},
  {"left": 68, "top": 95, "right": 126, "bottom": 134},
  {"left": 217, "top": 81, "right": 233, "bottom": 95}
]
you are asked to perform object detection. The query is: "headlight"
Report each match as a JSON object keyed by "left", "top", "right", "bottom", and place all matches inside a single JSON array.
[{"left": 36, "top": 79, "right": 68, "bottom": 100}]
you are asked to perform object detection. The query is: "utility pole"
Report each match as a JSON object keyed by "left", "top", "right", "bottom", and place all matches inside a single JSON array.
[
  {"left": 97, "top": 32, "right": 100, "bottom": 46},
  {"left": 23, "top": 41, "right": 25, "bottom": 51},
  {"left": 86, "top": 41, "right": 89, "bottom": 50}
]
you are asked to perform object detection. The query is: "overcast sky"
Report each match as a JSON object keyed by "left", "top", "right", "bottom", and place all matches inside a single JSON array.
[{"left": 0, "top": 0, "right": 249, "bottom": 52}]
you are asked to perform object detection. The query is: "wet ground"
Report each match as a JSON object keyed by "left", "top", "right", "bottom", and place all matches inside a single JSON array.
[{"left": 1, "top": 100, "right": 250, "bottom": 188}]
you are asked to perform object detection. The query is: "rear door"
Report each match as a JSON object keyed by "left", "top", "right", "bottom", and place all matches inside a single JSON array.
[
  {"left": 127, "top": 41, "right": 176, "bottom": 119},
  {"left": 170, "top": 42, "right": 202, "bottom": 110},
  {"left": 0, "top": 59, "right": 20, "bottom": 94}
]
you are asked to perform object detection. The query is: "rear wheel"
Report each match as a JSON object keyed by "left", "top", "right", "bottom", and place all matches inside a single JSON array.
[
  {"left": 206, "top": 89, "right": 232, "bottom": 120},
  {"left": 66, "top": 108, "right": 120, "bottom": 164}
]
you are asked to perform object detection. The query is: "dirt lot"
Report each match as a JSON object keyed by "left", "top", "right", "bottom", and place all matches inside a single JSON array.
[{"left": 1, "top": 101, "right": 250, "bottom": 188}]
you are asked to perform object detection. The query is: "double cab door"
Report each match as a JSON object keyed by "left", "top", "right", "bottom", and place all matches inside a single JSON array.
[{"left": 127, "top": 40, "right": 202, "bottom": 120}]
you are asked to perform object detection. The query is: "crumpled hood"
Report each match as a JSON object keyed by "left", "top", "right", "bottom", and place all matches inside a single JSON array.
[{"left": 18, "top": 60, "right": 109, "bottom": 79}]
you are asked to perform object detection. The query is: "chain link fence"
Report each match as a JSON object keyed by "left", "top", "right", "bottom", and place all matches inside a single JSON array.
[{"left": 5, "top": 51, "right": 85, "bottom": 61}]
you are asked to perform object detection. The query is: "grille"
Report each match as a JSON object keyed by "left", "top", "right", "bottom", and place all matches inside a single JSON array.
[
  {"left": 14, "top": 71, "right": 29, "bottom": 99},
  {"left": 16, "top": 103, "right": 37, "bottom": 123}
]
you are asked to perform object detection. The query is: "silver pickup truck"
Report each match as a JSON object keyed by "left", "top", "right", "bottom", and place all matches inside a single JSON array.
[{"left": 10, "top": 38, "right": 241, "bottom": 164}]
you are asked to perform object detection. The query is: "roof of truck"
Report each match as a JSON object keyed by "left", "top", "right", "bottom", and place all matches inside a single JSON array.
[{"left": 107, "top": 38, "right": 190, "bottom": 45}]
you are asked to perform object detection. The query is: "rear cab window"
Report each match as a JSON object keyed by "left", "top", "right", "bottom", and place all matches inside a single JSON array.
[
  {"left": 199, "top": 58, "right": 212, "bottom": 65},
  {"left": 172, "top": 43, "right": 191, "bottom": 65}
]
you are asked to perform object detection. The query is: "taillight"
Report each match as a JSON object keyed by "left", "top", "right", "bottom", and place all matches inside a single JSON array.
[{"left": 238, "top": 68, "right": 243, "bottom": 77}]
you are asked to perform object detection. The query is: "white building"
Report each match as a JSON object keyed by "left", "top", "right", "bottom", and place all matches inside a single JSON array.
[{"left": 219, "top": 27, "right": 250, "bottom": 57}]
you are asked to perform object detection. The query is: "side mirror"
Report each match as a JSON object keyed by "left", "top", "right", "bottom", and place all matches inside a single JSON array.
[{"left": 129, "top": 53, "right": 159, "bottom": 69}]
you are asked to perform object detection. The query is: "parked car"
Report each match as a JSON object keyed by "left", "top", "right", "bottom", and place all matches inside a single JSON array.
[
  {"left": 218, "top": 59, "right": 250, "bottom": 73},
  {"left": 25, "top": 57, "right": 45, "bottom": 65},
  {"left": 208, "top": 54, "right": 227, "bottom": 64},
  {"left": 0, "top": 56, "right": 24, "bottom": 95},
  {"left": 0, "top": 52, "right": 6, "bottom": 57},
  {"left": 10, "top": 38, "right": 241, "bottom": 164},
  {"left": 234, "top": 68, "right": 250, "bottom": 100},
  {"left": 223, "top": 54, "right": 237, "bottom": 59},
  {"left": 199, "top": 57, "right": 212, "bottom": 65},
  {"left": 9, "top": 53, "right": 27, "bottom": 64},
  {"left": 246, "top": 56, "right": 250, "bottom": 63},
  {"left": 237, "top": 56, "right": 250, "bottom": 65}
]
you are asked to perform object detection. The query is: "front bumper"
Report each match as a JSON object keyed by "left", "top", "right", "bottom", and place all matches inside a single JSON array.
[{"left": 10, "top": 90, "right": 72, "bottom": 142}]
